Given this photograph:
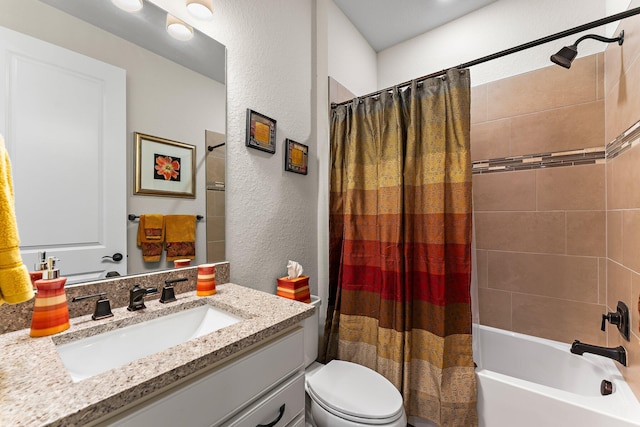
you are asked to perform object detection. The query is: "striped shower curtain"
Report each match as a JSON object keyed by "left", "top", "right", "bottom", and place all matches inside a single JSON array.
[{"left": 323, "top": 68, "right": 477, "bottom": 426}]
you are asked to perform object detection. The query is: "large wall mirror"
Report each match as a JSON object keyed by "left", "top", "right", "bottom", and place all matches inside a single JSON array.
[{"left": 0, "top": 0, "right": 226, "bottom": 284}]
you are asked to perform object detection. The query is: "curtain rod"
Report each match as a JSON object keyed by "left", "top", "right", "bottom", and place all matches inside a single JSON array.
[{"left": 332, "top": 6, "right": 640, "bottom": 108}]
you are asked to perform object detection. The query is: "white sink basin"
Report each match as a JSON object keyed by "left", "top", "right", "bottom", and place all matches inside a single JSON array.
[{"left": 56, "top": 304, "right": 242, "bottom": 382}]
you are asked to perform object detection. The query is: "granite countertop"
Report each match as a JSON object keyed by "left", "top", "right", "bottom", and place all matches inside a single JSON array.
[{"left": 0, "top": 283, "right": 314, "bottom": 427}]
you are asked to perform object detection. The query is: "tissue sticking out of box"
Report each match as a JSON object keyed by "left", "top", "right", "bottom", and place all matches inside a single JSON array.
[
  {"left": 287, "top": 260, "right": 304, "bottom": 279},
  {"left": 277, "top": 261, "right": 310, "bottom": 303}
]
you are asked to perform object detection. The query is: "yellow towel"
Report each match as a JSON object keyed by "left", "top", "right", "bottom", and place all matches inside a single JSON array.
[
  {"left": 164, "top": 215, "right": 196, "bottom": 261},
  {"left": 0, "top": 135, "right": 34, "bottom": 306},
  {"left": 136, "top": 214, "right": 164, "bottom": 263}
]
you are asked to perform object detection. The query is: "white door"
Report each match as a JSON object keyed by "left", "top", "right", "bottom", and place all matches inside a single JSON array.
[{"left": 0, "top": 26, "right": 127, "bottom": 284}]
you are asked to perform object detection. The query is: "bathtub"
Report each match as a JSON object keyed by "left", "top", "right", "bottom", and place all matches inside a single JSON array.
[{"left": 475, "top": 325, "right": 640, "bottom": 427}]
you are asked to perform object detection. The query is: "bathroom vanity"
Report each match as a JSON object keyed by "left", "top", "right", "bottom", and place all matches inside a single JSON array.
[{"left": 0, "top": 283, "right": 314, "bottom": 426}]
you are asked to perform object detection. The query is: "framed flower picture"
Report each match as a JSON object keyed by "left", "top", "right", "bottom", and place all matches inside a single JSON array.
[{"left": 134, "top": 132, "right": 195, "bottom": 198}]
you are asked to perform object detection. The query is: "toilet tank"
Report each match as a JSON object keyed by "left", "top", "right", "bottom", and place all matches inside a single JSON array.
[{"left": 303, "top": 295, "right": 322, "bottom": 368}]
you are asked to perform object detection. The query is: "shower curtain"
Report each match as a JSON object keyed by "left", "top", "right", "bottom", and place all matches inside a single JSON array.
[{"left": 323, "top": 68, "right": 477, "bottom": 426}]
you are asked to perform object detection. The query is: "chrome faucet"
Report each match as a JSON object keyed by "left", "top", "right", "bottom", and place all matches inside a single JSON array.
[
  {"left": 570, "top": 340, "right": 627, "bottom": 366},
  {"left": 127, "top": 284, "right": 158, "bottom": 311}
]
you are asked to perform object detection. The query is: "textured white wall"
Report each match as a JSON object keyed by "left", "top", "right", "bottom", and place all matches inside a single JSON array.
[
  {"left": 327, "top": 0, "right": 377, "bottom": 96},
  {"left": 154, "top": 0, "right": 317, "bottom": 294},
  {"left": 377, "top": 0, "right": 609, "bottom": 89}
]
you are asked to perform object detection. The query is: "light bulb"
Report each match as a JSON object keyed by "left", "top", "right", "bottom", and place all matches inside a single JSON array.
[
  {"left": 186, "top": 0, "right": 213, "bottom": 20},
  {"left": 111, "top": 0, "right": 143, "bottom": 13},
  {"left": 166, "top": 14, "right": 194, "bottom": 41}
]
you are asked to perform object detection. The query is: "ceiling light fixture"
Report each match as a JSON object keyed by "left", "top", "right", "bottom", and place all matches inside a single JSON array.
[
  {"left": 166, "top": 14, "right": 194, "bottom": 41},
  {"left": 186, "top": 0, "right": 214, "bottom": 20},
  {"left": 110, "top": 0, "right": 143, "bottom": 13}
]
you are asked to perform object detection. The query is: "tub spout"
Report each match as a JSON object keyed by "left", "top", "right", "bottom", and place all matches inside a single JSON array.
[{"left": 570, "top": 340, "right": 627, "bottom": 366}]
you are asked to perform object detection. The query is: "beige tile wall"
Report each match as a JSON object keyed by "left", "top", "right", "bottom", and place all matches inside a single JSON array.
[
  {"left": 472, "top": 54, "right": 608, "bottom": 346},
  {"left": 474, "top": 165, "right": 607, "bottom": 345},
  {"left": 471, "top": 54, "right": 604, "bottom": 162},
  {"left": 475, "top": 5, "right": 640, "bottom": 400},
  {"left": 604, "top": 8, "right": 640, "bottom": 399}
]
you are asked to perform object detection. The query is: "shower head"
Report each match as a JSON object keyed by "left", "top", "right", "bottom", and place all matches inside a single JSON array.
[
  {"left": 551, "top": 30, "right": 624, "bottom": 69},
  {"left": 550, "top": 45, "right": 579, "bottom": 68}
]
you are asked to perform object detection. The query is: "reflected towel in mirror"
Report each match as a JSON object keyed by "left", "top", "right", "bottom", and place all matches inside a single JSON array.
[
  {"left": 165, "top": 215, "right": 196, "bottom": 261},
  {"left": 137, "top": 214, "right": 164, "bottom": 262}
]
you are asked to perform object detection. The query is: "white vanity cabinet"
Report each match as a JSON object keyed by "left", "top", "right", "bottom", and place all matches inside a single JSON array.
[{"left": 101, "top": 328, "right": 305, "bottom": 427}]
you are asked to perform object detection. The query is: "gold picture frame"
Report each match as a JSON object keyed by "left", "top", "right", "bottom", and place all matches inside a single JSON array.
[{"left": 134, "top": 132, "right": 196, "bottom": 198}]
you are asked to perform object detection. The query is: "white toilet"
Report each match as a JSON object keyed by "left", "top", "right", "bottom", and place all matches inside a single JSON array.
[{"left": 303, "top": 296, "right": 407, "bottom": 427}]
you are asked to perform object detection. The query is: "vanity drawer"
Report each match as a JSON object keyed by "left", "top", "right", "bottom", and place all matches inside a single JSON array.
[
  {"left": 222, "top": 372, "right": 304, "bottom": 427},
  {"left": 104, "top": 328, "right": 303, "bottom": 427},
  {"left": 287, "top": 414, "right": 304, "bottom": 427},
  {"left": 286, "top": 414, "right": 305, "bottom": 427}
]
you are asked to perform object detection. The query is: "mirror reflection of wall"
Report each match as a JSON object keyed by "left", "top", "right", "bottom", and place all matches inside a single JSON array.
[
  {"left": 206, "top": 130, "right": 226, "bottom": 262},
  {"left": 0, "top": 0, "right": 226, "bottom": 281}
]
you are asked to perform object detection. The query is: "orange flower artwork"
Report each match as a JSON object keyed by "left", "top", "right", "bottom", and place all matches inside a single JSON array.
[{"left": 154, "top": 155, "right": 181, "bottom": 181}]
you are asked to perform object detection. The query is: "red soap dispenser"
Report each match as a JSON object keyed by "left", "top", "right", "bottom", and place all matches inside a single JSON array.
[{"left": 30, "top": 257, "right": 70, "bottom": 337}]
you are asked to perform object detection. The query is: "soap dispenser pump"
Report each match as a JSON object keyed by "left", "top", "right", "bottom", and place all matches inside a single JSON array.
[
  {"left": 28, "top": 251, "right": 48, "bottom": 287},
  {"left": 30, "top": 257, "right": 70, "bottom": 337},
  {"left": 35, "top": 251, "right": 48, "bottom": 271}
]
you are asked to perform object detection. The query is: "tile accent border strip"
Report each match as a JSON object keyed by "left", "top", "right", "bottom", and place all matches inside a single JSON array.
[
  {"left": 606, "top": 119, "right": 640, "bottom": 160},
  {"left": 472, "top": 118, "right": 640, "bottom": 175},
  {"left": 472, "top": 147, "right": 605, "bottom": 174}
]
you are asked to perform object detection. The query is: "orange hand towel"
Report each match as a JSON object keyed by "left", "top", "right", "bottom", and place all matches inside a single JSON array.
[
  {"left": 0, "top": 134, "right": 34, "bottom": 305},
  {"left": 164, "top": 215, "right": 196, "bottom": 261},
  {"left": 137, "top": 214, "right": 165, "bottom": 262},
  {"left": 142, "top": 214, "right": 164, "bottom": 240}
]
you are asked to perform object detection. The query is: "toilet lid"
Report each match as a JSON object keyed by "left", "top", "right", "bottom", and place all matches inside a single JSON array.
[{"left": 306, "top": 360, "right": 404, "bottom": 424}]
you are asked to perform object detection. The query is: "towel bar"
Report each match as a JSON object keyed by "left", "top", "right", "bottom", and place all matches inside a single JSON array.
[{"left": 128, "top": 214, "right": 203, "bottom": 221}]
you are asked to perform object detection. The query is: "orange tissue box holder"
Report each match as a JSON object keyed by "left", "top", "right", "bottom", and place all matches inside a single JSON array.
[{"left": 276, "top": 276, "right": 310, "bottom": 303}]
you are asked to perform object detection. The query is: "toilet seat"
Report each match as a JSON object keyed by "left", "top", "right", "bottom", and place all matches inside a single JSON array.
[{"left": 306, "top": 360, "right": 404, "bottom": 425}]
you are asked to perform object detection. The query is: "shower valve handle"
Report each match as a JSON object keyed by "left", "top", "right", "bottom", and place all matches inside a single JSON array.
[
  {"left": 601, "top": 312, "right": 622, "bottom": 331},
  {"left": 601, "top": 301, "right": 630, "bottom": 341}
]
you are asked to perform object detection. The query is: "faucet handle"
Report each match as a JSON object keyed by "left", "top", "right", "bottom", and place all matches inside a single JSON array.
[
  {"left": 601, "top": 312, "right": 621, "bottom": 331},
  {"left": 71, "top": 292, "right": 114, "bottom": 320},
  {"left": 601, "top": 301, "right": 630, "bottom": 341},
  {"left": 93, "top": 295, "right": 114, "bottom": 320},
  {"left": 160, "top": 278, "right": 187, "bottom": 304}
]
